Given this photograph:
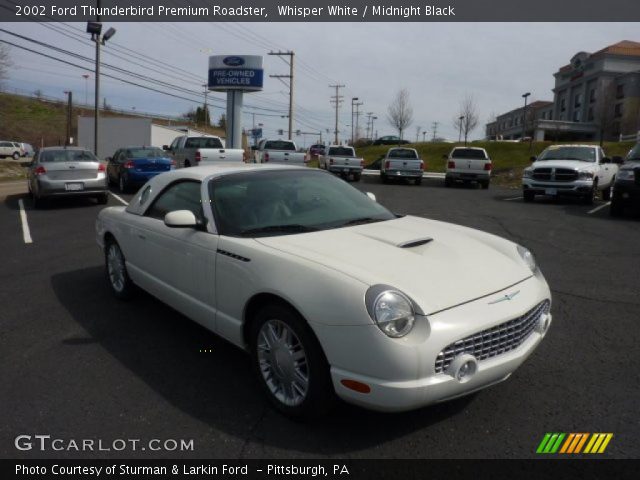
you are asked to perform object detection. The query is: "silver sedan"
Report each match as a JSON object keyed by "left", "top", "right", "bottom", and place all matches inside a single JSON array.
[{"left": 27, "top": 147, "right": 108, "bottom": 208}]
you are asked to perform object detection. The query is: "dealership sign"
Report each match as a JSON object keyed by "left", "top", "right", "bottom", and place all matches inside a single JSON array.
[{"left": 208, "top": 55, "right": 263, "bottom": 92}]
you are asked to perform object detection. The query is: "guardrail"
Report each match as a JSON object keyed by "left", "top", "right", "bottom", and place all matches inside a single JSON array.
[{"left": 619, "top": 132, "right": 639, "bottom": 142}]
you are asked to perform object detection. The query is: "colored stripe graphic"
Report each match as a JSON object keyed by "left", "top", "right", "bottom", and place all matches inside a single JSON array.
[{"left": 537, "top": 433, "right": 613, "bottom": 454}]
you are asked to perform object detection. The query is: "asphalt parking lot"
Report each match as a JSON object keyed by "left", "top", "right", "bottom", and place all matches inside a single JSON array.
[{"left": 1, "top": 175, "right": 639, "bottom": 459}]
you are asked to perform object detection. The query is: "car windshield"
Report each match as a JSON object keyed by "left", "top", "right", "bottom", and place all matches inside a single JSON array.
[
  {"left": 126, "top": 148, "right": 166, "bottom": 158},
  {"left": 388, "top": 149, "right": 417, "bottom": 159},
  {"left": 209, "top": 169, "right": 395, "bottom": 237},
  {"left": 451, "top": 148, "right": 487, "bottom": 159},
  {"left": 538, "top": 146, "right": 596, "bottom": 162},
  {"left": 39, "top": 150, "right": 98, "bottom": 162},
  {"left": 327, "top": 147, "right": 355, "bottom": 156},
  {"left": 626, "top": 144, "right": 640, "bottom": 161},
  {"left": 263, "top": 140, "right": 296, "bottom": 151},
  {"left": 184, "top": 137, "right": 224, "bottom": 149}
]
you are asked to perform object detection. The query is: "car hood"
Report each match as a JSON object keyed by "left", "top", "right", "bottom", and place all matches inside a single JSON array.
[
  {"left": 532, "top": 160, "right": 595, "bottom": 170},
  {"left": 256, "top": 216, "right": 532, "bottom": 315}
]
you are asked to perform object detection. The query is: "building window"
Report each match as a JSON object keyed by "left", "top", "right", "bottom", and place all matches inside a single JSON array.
[
  {"left": 616, "top": 84, "right": 624, "bottom": 99},
  {"left": 574, "top": 93, "right": 582, "bottom": 108},
  {"left": 589, "top": 88, "right": 596, "bottom": 103},
  {"left": 573, "top": 110, "right": 580, "bottom": 122},
  {"left": 587, "top": 108, "right": 594, "bottom": 121},
  {"left": 560, "top": 98, "right": 566, "bottom": 112},
  {"left": 614, "top": 103, "right": 623, "bottom": 118}
]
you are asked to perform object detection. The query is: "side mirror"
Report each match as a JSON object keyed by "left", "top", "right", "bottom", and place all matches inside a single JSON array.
[
  {"left": 105, "top": 156, "right": 111, "bottom": 162},
  {"left": 530, "top": 156, "right": 537, "bottom": 162},
  {"left": 601, "top": 157, "right": 611, "bottom": 164},
  {"left": 611, "top": 156, "right": 623, "bottom": 165},
  {"left": 164, "top": 210, "right": 198, "bottom": 229},
  {"left": 366, "top": 192, "right": 377, "bottom": 202},
  {"left": 162, "top": 145, "right": 170, "bottom": 151}
]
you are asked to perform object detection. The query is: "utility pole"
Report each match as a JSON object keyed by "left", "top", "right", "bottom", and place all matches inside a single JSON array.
[
  {"left": 64, "top": 91, "right": 72, "bottom": 146},
  {"left": 354, "top": 100, "right": 363, "bottom": 142},
  {"left": 422, "top": 131, "right": 427, "bottom": 142},
  {"left": 330, "top": 84, "right": 345, "bottom": 144},
  {"left": 269, "top": 51, "right": 295, "bottom": 139},
  {"left": 416, "top": 125, "right": 421, "bottom": 143},
  {"left": 431, "top": 121, "right": 439, "bottom": 141},
  {"left": 202, "top": 84, "right": 209, "bottom": 127}
]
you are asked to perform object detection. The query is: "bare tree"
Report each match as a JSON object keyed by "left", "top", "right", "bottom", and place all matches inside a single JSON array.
[
  {"left": 387, "top": 89, "right": 413, "bottom": 141},
  {"left": 593, "top": 81, "right": 617, "bottom": 146},
  {"left": 453, "top": 94, "right": 479, "bottom": 145},
  {"left": 0, "top": 42, "right": 11, "bottom": 85}
]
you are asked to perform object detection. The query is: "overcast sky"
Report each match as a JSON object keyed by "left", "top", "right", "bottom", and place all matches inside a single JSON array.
[{"left": 2, "top": 22, "right": 639, "bottom": 145}]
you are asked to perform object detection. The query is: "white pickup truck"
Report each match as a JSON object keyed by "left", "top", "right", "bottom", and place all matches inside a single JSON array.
[
  {"left": 318, "top": 145, "right": 364, "bottom": 181},
  {"left": 253, "top": 139, "right": 307, "bottom": 165},
  {"left": 522, "top": 144, "right": 621, "bottom": 204},
  {"left": 444, "top": 147, "right": 492, "bottom": 189},
  {"left": 380, "top": 147, "right": 425, "bottom": 185},
  {"left": 163, "top": 135, "right": 244, "bottom": 168}
]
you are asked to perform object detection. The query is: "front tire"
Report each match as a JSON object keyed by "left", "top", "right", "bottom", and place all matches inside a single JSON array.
[
  {"left": 249, "top": 304, "right": 334, "bottom": 419},
  {"left": 12, "top": 152, "right": 20, "bottom": 160},
  {"left": 523, "top": 190, "right": 535, "bottom": 202},
  {"left": 105, "top": 240, "right": 135, "bottom": 300},
  {"left": 582, "top": 180, "right": 598, "bottom": 205}
]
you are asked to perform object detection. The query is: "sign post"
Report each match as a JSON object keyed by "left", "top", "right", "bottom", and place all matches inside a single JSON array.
[{"left": 208, "top": 55, "right": 264, "bottom": 149}]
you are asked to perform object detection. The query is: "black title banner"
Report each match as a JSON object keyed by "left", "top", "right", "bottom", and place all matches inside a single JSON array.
[{"left": 1, "top": 0, "right": 640, "bottom": 22}]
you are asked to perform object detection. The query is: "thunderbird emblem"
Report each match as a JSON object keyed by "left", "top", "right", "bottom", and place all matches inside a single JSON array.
[{"left": 488, "top": 290, "right": 520, "bottom": 304}]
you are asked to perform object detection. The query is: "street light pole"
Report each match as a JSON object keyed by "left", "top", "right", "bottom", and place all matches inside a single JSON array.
[
  {"left": 458, "top": 116, "right": 464, "bottom": 143},
  {"left": 82, "top": 74, "right": 89, "bottom": 106},
  {"left": 351, "top": 97, "right": 358, "bottom": 145},
  {"left": 522, "top": 92, "right": 531, "bottom": 140}
]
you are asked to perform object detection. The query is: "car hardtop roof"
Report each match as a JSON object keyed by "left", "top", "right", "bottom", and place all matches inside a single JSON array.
[
  {"left": 452, "top": 146, "right": 486, "bottom": 151},
  {"left": 167, "top": 162, "right": 306, "bottom": 180},
  {"left": 545, "top": 144, "right": 598, "bottom": 149}
]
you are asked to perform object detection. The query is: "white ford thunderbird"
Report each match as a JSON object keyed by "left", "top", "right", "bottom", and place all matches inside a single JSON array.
[{"left": 96, "top": 164, "right": 552, "bottom": 417}]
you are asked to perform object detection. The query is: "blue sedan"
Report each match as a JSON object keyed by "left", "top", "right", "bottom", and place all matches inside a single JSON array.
[{"left": 106, "top": 147, "right": 175, "bottom": 193}]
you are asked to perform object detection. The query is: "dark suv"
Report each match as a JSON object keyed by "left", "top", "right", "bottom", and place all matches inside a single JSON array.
[{"left": 610, "top": 142, "right": 640, "bottom": 217}]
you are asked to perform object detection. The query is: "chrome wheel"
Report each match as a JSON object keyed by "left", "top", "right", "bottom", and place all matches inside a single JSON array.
[
  {"left": 107, "top": 243, "right": 126, "bottom": 293},
  {"left": 257, "top": 319, "right": 309, "bottom": 407}
]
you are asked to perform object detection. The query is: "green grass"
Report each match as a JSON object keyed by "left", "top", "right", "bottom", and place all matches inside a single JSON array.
[
  {"left": 0, "top": 161, "right": 28, "bottom": 182},
  {"left": 354, "top": 141, "right": 636, "bottom": 188}
]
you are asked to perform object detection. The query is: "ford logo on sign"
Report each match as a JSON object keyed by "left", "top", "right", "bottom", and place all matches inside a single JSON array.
[{"left": 223, "top": 56, "right": 245, "bottom": 67}]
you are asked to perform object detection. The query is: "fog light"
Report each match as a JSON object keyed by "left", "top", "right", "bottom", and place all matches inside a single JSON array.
[
  {"left": 446, "top": 354, "right": 478, "bottom": 383},
  {"left": 537, "top": 313, "right": 552, "bottom": 334}
]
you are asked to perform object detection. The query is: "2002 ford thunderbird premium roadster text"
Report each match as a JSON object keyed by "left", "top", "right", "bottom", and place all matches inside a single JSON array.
[{"left": 96, "top": 164, "right": 552, "bottom": 417}]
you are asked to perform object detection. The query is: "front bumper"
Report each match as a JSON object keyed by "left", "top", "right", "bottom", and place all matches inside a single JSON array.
[
  {"left": 522, "top": 177, "right": 593, "bottom": 196},
  {"left": 313, "top": 274, "right": 551, "bottom": 412},
  {"left": 37, "top": 175, "right": 108, "bottom": 197},
  {"left": 612, "top": 180, "right": 640, "bottom": 207}
]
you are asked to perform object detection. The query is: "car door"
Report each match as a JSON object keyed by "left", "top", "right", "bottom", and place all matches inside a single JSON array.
[
  {"left": 130, "top": 180, "right": 218, "bottom": 331},
  {"left": 107, "top": 150, "right": 120, "bottom": 183}
]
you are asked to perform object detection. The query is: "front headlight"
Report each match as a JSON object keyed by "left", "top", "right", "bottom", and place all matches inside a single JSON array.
[
  {"left": 371, "top": 290, "right": 415, "bottom": 338},
  {"left": 617, "top": 169, "right": 635, "bottom": 181},
  {"left": 578, "top": 170, "right": 594, "bottom": 180},
  {"left": 517, "top": 245, "right": 537, "bottom": 273},
  {"left": 523, "top": 168, "right": 533, "bottom": 178}
]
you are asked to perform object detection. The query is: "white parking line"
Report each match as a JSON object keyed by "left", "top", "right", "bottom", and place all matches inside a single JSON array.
[
  {"left": 587, "top": 202, "right": 610, "bottom": 215},
  {"left": 109, "top": 192, "right": 129, "bottom": 206},
  {"left": 18, "top": 199, "right": 33, "bottom": 244},
  {"left": 503, "top": 196, "right": 523, "bottom": 201}
]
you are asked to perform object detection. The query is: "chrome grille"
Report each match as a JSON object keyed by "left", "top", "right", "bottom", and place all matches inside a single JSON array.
[
  {"left": 554, "top": 168, "right": 578, "bottom": 182},
  {"left": 532, "top": 167, "right": 578, "bottom": 182},
  {"left": 434, "top": 300, "right": 550, "bottom": 374},
  {"left": 532, "top": 168, "right": 552, "bottom": 181}
]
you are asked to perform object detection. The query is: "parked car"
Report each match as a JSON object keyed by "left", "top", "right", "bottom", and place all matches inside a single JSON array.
[
  {"left": 253, "top": 139, "right": 307, "bottom": 165},
  {"left": 0, "top": 141, "right": 24, "bottom": 159},
  {"left": 106, "top": 146, "right": 174, "bottom": 193},
  {"left": 96, "top": 164, "right": 551, "bottom": 417},
  {"left": 27, "top": 147, "right": 108, "bottom": 208},
  {"left": 522, "top": 144, "right": 620, "bottom": 204},
  {"left": 318, "top": 145, "right": 364, "bottom": 181},
  {"left": 380, "top": 147, "right": 424, "bottom": 185},
  {"left": 20, "top": 143, "right": 35, "bottom": 157},
  {"left": 610, "top": 143, "right": 640, "bottom": 217},
  {"left": 163, "top": 135, "right": 244, "bottom": 168},
  {"left": 444, "top": 147, "right": 492, "bottom": 189},
  {"left": 308, "top": 144, "right": 325, "bottom": 156},
  {"left": 373, "top": 136, "right": 410, "bottom": 146}
]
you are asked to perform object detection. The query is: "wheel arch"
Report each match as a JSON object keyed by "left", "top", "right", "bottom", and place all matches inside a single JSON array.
[{"left": 242, "top": 292, "right": 309, "bottom": 348}]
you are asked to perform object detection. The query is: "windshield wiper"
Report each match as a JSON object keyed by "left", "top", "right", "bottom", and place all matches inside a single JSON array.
[
  {"left": 334, "top": 217, "right": 386, "bottom": 228},
  {"left": 240, "top": 224, "right": 318, "bottom": 236}
]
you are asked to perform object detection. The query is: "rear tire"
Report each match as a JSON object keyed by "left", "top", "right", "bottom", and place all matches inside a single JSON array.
[
  {"left": 184, "top": 160, "right": 191, "bottom": 168},
  {"left": 415, "top": 177, "right": 422, "bottom": 185},
  {"left": 352, "top": 173, "right": 361, "bottom": 182},
  {"left": 602, "top": 179, "right": 613, "bottom": 201},
  {"left": 97, "top": 193, "right": 108, "bottom": 205},
  {"left": 105, "top": 240, "right": 134, "bottom": 300},
  {"left": 444, "top": 177, "right": 453, "bottom": 188},
  {"left": 118, "top": 174, "right": 128, "bottom": 193},
  {"left": 12, "top": 152, "right": 20, "bottom": 160},
  {"left": 380, "top": 172, "right": 389, "bottom": 184},
  {"left": 481, "top": 180, "right": 490, "bottom": 190},
  {"left": 609, "top": 198, "right": 623, "bottom": 217},
  {"left": 248, "top": 303, "right": 334, "bottom": 419},
  {"left": 523, "top": 190, "right": 535, "bottom": 202}
]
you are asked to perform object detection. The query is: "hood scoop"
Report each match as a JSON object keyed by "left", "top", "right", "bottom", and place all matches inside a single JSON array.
[{"left": 397, "top": 237, "right": 433, "bottom": 248}]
